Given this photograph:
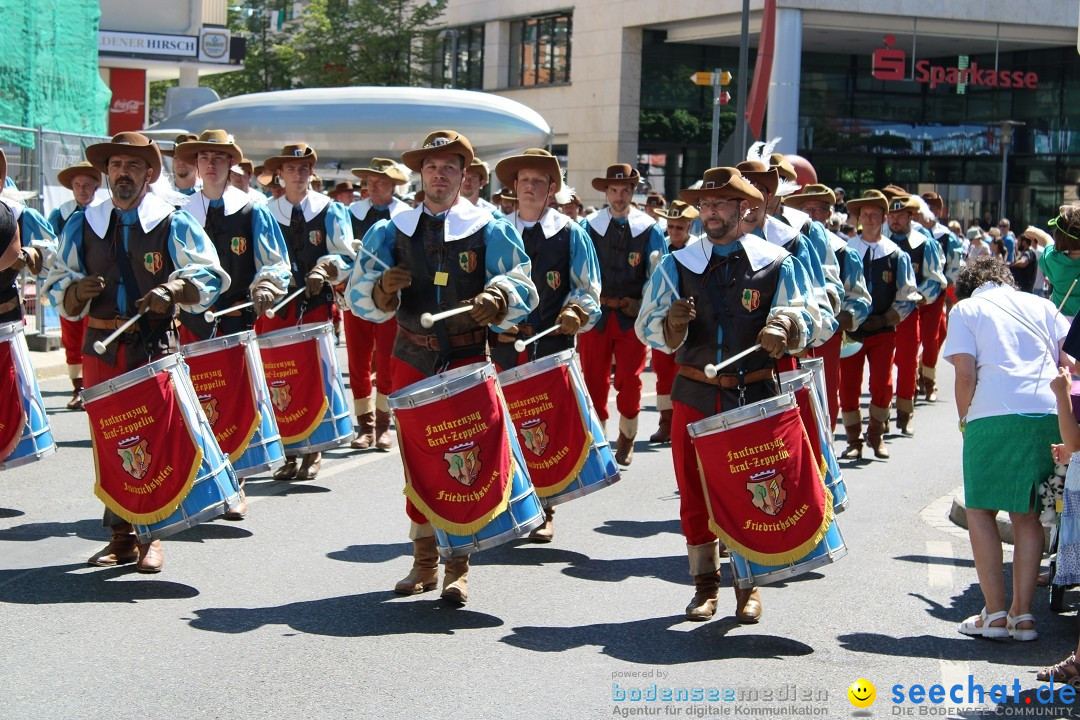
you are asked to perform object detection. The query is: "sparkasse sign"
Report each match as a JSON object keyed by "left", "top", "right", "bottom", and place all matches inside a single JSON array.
[{"left": 871, "top": 35, "right": 1039, "bottom": 90}]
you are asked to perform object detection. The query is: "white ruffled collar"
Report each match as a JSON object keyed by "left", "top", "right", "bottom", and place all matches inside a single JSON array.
[
  {"left": 673, "top": 233, "right": 786, "bottom": 274},
  {"left": 349, "top": 196, "right": 408, "bottom": 222},
  {"left": 763, "top": 214, "right": 799, "bottom": 248},
  {"left": 586, "top": 206, "right": 655, "bottom": 238},
  {"left": 180, "top": 185, "right": 250, "bottom": 226},
  {"left": 506, "top": 208, "right": 571, "bottom": 239},
  {"left": 848, "top": 234, "right": 901, "bottom": 259},
  {"left": 84, "top": 192, "right": 174, "bottom": 239},
  {"left": 268, "top": 191, "right": 333, "bottom": 227},
  {"left": 391, "top": 196, "right": 492, "bottom": 242}
]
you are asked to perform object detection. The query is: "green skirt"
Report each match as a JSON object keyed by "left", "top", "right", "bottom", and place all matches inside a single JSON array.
[{"left": 963, "top": 414, "right": 1060, "bottom": 513}]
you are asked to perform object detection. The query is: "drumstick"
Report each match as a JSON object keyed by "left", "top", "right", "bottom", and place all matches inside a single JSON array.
[
  {"left": 514, "top": 324, "right": 561, "bottom": 352},
  {"left": 356, "top": 243, "right": 392, "bottom": 271},
  {"left": 93, "top": 314, "right": 143, "bottom": 355},
  {"left": 420, "top": 305, "right": 473, "bottom": 329},
  {"left": 203, "top": 301, "right": 254, "bottom": 323},
  {"left": 1057, "top": 278, "right": 1078, "bottom": 313},
  {"left": 703, "top": 343, "right": 763, "bottom": 379},
  {"left": 265, "top": 287, "right": 305, "bottom": 319}
]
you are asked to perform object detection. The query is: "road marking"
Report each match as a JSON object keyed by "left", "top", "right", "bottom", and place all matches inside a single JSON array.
[
  {"left": 246, "top": 447, "right": 400, "bottom": 505},
  {"left": 939, "top": 659, "right": 972, "bottom": 698},
  {"left": 926, "top": 540, "right": 955, "bottom": 587}
]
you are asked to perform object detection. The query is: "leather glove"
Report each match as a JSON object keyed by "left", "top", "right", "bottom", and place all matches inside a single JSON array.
[
  {"left": 557, "top": 304, "right": 588, "bottom": 335},
  {"left": 620, "top": 297, "right": 642, "bottom": 319},
  {"left": 136, "top": 278, "right": 197, "bottom": 316},
  {"left": 74, "top": 276, "right": 106, "bottom": 303},
  {"left": 469, "top": 287, "right": 508, "bottom": 326},
  {"left": 373, "top": 266, "right": 411, "bottom": 311},
  {"left": 10, "top": 247, "right": 41, "bottom": 275},
  {"left": 251, "top": 284, "right": 279, "bottom": 316},
  {"left": 665, "top": 298, "right": 696, "bottom": 332},
  {"left": 305, "top": 259, "right": 339, "bottom": 297},
  {"left": 860, "top": 314, "right": 886, "bottom": 333},
  {"left": 836, "top": 310, "right": 854, "bottom": 333},
  {"left": 496, "top": 326, "right": 520, "bottom": 343},
  {"left": 756, "top": 315, "right": 799, "bottom": 359},
  {"left": 883, "top": 307, "right": 902, "bottom": 327}
]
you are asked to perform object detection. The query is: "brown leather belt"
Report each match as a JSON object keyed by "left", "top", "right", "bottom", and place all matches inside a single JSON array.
[
  {"left": 87, "top": 316, "right": 138, "bottom": 332},
  {"left": 0, "top": 298, "right": 19, "bottom": 315},
  {"left": 600, "top": 296, "right": 631, "bottom": 309},
  {"left": 399, "top": 326, "right": 486, "bottom": 352},
  {"left": 678, "top": 365, "right": 775, "bottom": 388}
]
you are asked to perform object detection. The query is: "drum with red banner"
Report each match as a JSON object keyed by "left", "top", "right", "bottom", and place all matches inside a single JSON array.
[
  {"left": 784, "top": 359, "right": 847, "bottom": 511},
  {"left": 182, "top": 330, "right": 286, "bottom": 478},
  {"left": 498, "top": 349, "right": 619, "bottom": 507},
  {"left": 82, "top": 353, "right": 240, "bottom": 543},
  {"left": 389, "top": 361, "right": 544, "bottom": 558},
  {"left": 688, "top": 391, "right": 847, "bottom": 588},
  {"left": 0, "top": 321, "right": 56, "bottom": 470}
]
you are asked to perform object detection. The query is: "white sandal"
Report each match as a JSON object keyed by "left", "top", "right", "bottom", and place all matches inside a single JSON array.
[
  {"left": 1007, "top": 613, "right": 1039, "bottom": 642},
  {"left": 958, "top": 608, "right": 1010, "bottom": 638}
]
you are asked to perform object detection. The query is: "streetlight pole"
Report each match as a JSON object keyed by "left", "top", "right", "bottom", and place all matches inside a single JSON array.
[{"left": 996, "top": 120, "right": 1024, "bottom": 221}]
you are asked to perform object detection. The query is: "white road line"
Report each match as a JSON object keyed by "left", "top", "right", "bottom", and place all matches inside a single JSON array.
[{"left": 926, "top": 540, "right": 955, "bottom": 587}]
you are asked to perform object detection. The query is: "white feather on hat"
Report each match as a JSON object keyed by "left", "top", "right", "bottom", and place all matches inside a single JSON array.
[
  {"left": 774, "top": 178, "right": 801, "bottom": 198},
  {"left": 913, "top": 194, "right": 936, "bottom": 223},
  {"left": 0, "top": 187, "right": 36, "bottom": 203},
  {"left": 746, "top": 137, "right": 781, "bottom": 164}
]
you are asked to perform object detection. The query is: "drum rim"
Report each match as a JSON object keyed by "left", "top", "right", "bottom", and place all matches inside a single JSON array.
[
  {"left": 181, "top": 330, "right": 256, "bottom": 357},
  {"left": 778, "top": 368, "right": 815, "bottom": 391},
  {"left": 81, "top": 353, "right": 185, "bottom": 403},
  {"left": 0, "top": 320, "right": 23, "bottom": 340},
  {"left": 387, "top": 361, "right": 495, "bottom": 409},
  {"left": 497, "top": 348, "right": 576, "bottom": 386},
  {"left": 256, "top": 322, "right": 334, "bottom": 347},
  {"left": 687, "top": 391, "right": 796, "bottom": 437}
]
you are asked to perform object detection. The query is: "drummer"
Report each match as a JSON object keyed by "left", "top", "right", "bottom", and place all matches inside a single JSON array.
[
  {"left": 260, "top": 142, "right": 355, "bottom": 481},
  {"left": 635, "top": 166, "right": 821, "bottom": 624},
  {"left": 174, "top": 130, "right": 292, "bottom": 519},
  {"left": 345, "top": 129, "right": 537, "bottom": 604},
  {"left": 0, "top": 149, "right": 57, "bottom": 326},
  {"left": 491, "top": 148, "right": 601, "bottom": 541},
  {"left": 649, "top": 200, "right": 699, "bottom": 444},
  {"left": 43, "top": 131, "right": 229, "bottom": 573}
]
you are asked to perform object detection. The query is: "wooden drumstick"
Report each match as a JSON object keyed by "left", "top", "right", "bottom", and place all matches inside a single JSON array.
[
  {"left": 265, "top": 287, "right": 306, "bottom": 319},
  {"left": 514, "top": 324, "right": 561, "bottom": 352},
  {"left": 93, "top": 314, "right": 143, "bottom": 355},
  {"left": 1057, "top": 277, "right": 1078, "bottom": 313},
  {"left": 204, "top": 301, "right": 254, "bottom": 323},
  {"left": 420, "top": 305, "right": 473, "bottom": 329},
  {"left": 703, "top": 343, "right": 763, "bottom": 379}
]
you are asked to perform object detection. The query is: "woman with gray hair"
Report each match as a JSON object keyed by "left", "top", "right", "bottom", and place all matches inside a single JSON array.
[{"left": 943, "top": 256, "right": 1071, "bottom": 641}]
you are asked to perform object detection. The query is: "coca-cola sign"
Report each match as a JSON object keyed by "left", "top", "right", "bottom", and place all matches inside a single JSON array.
[
  {"left": 110, "top": 99, "right": 144, "bottom": 115},
  {"left": 108, "top": 68, "right": 146, "bottom": 135}
]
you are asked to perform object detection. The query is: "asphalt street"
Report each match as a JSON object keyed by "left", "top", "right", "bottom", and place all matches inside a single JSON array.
[{"left": 1, "top": 347, "right": 1078, "bottom": 720}]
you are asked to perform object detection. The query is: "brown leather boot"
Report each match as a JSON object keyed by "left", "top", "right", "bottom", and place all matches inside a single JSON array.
[
  {"left": 685, "top": 571, "right": 721, "bottom": 621},
  {"left": 66, "top": 378, "right": 84, "bottom": 411},
  {"left": 615, "top": 433, "right": 634, "bottom": 466},
  {"left": 394, "top": 536, "right": 440, "bottom": 595},
  {"left": 649, "top": 409, "right": 672, "bottom": 443},
  {"left": 734, "top": 585, "right": 762, "bottom": 623},
  {"left": 296, "top": 452, "right": 322, "bottom": 480},
  {"left": 136, "top": 539, "right": 163, "bottom": 573},
  {"left": 866, "top": 418, "right": 889, "bottom": 459},
  {"left": 923, "top": 375, "right": 938, "bottom": 403},
  {"left": 374, "top": 409, "right": 394, "bottom": 451},
  {"left": 273, "top": 456, "right": 298, "bottom": 480},
  {"left": 441, "top": 556, "right": 470, "bottom": 604},
  {"left": 840, "top": 424, "right": 863, "bottom": 460},
  {"left": 529, "top": 506, "right": 555, "bottom": 543},
  {"left": 88, "top": 523, "right": 138, "bottom": 566},
  {"left": 897, "top": 411, "right": 914, "bottom": 436},
  {"left": 350, "top": 412, "right": 376, "bottom": 449},
  {"left": 222, "top": 478, "right": 246, "bottom": 520}
]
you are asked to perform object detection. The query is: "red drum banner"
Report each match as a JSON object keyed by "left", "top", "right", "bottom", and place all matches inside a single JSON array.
[
  {"left": 185, "top": 345, "right": 260, "bottom": 462},
  {"left": 395, "top": 376, "right": 514, "bottom": 535},
  {"left": 87, "top": 373, "right": 203, "bottom": 524},
  {"left": 791, "top": 386, "right": 828, "bottom": 482},
  {"left": 0, "top": 342, "right": 25, "bottom": 461},
  {"left": 260, "top": 339, "right": 328, "bottom": 444},
  {"left": 693, "top": 405, "right": 832, "bottom": 565},
  {"left": 502, "top": 364, "right": 590, "bottom": 497}
]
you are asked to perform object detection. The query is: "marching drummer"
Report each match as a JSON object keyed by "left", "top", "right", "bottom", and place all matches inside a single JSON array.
[
  {"left": 174, "top": 130, "right": 292, "bottom": 519},
  {"left": 43, "top": 131, "right": 229, "bottom": 573},
  {"left": 491, "top": 148, "right": 601, "bottom": 541},
  {"left": 0, "top": 149, "right": 58, "bottom": 326},
  {"left": 260, "top": 142, "right": 355, "bottom": 481},
  {"left": 345, "top": 129, "right": 538, "bottom": 604},
  {"left": 635, "top": 167, "right": 821, "bottom": 624}
]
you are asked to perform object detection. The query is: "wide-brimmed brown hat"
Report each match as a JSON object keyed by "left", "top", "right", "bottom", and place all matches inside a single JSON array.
[
  {"left": 352, "top": 157, "right": 409, "bottom": 184},
  {"left": 768, "top": 153, "right": 798, "bottom": 182},
  {"left": 85, "top": 131, "right": 163, "bottom": 183},
  {"left": 881, "top": 184, "right": 908, "bottom": 200},
  {"left": 231, "top": 158, "right": 255, "bottom": 176},
  {"left": 466, "top": 157, "right": 490, "bottom": 185},
  {"left": 591, "top": 163, "right": 641, "bottom": 192},
  {"left": 400, "top": 130, "right": 474, "bottom": 173},
  {"left": 735, "top": 161, "right": 779, "bottom": 196},
  {"left": 174, "top": 129, "right": 243, "bottom": 165},
  {"left": 845, "top": 189, "right": 889, "bottom": 218},
  {"left": 493, "top": 187, "right": 517, "bottom": 202},
  {"left": 783, "top": 183, "right": 836, "bottom": 209},
  {"left": 256, "top": 168, "right": 278, "bottom": 187},
  {"left": 887, "top": 195, "right": 920, "bottom": 214},
  {"left": 161, "top": 133, "right": 198, "bottom": 158},
  {"left": 655, "top": 200, "right": 699, "bottom": 221},
  {"left": 645, "top": 192, "right": 666, "bottom": 208},
  {"left": 495, "top": 148, "right": 562, "bottom": 193},
  {"left": 331, "top": 181, "right": 356, "bottom": 195},
  {"left": 679, "top": 167, "right": 764, "bottom": 205},
  {"left": 57, "top": 161, "right": 102, "bottom": 190},
  {"left": 921, "top": 191, "right": 944, "bottom": 213},
  {"left": 263, "top": 143, "right": 318, "bottom": 174}
]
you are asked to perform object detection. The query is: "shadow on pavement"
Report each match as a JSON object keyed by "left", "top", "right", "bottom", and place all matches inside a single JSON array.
[
  {"left": 895, "top": 553, "right": 977, "bottom": 569},
  {"left": 837, "top": 631, "right": 1071, "bottom": 668},
  {"left": 55, "top": 439, "right": 92, "bottom": 449},
  {"left": 327, "top": 542, "right": 411, "bottom": 564},
  {"left": 501, "top": 615, "right": 814, "bottom": 664},
  {"left": 0, "top": 562, "right": 199, "bottom": 604},
  {"left": 188, "top": 590, "right": 504, "bottom": 637},
  {"left": 0, "top": 508, "right": 25, "bottom": 519},
  {"left": 0, "top": 518, "right": 104, "bottom": 542},
  {"left": 244, "top": 481, "right": 332, "bottom": 497},
  {"left": 593, "top": 519, "right": 682, "bottom": 539}
]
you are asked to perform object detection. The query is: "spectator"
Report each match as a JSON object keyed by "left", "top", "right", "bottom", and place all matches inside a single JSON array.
[
  {"left": 988, "top": 234, "right": 1007, "bottom": 262},
  {"left": 1009, "top": 233, "right": 1038, "bottom": 292},
  {"left": 1026, "top": 226, "right": 1053, "bottom": 298},
  {"left": 833, "top": 187, "right": 847, "bottom": 216},
  {"left": 1040, "top": 204, "right": 1080, "bottom": 319},
  {"left": 966, "top": 227, "right": 989, "bottom": 260},
  {"left": 999, "top": 218, "right": 1017, "bottom": 263},
  {"left": 944, "top": 256, "right": 1068, "bottom": 642}
]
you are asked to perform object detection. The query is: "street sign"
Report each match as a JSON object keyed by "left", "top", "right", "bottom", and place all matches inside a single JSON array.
[{"left": 689, "top": 70, "right": 732, "bottom": 87}]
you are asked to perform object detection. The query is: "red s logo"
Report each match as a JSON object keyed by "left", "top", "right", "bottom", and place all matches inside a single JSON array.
[{"left": 872, "top": 35, "right": 906, "bottom": 82}]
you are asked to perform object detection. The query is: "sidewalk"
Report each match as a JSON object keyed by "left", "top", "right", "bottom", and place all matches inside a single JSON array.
[{"left": 28, "top": 345, "right": 69, "bottom": 381}]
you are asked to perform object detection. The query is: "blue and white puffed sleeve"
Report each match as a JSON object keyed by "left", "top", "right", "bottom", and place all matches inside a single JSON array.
[
  {"left": 943, "top": 231, "right": 964, "bottom": 285},
  {"left": 892, "top": 252, "right": 921, "bottom": 321},
  {"left": 344, "top": 219, "right": 397, "bottom": 323},
  {"left": 566, "top": 222, "right": 602, "bottom": 332},
  {"left": 19, "top": 207, "right": 57, "bottom": 274},
  {"left": 646, "top": 223, "right": 667, "bottom": 274},
  {"left": 840, "top": 247, "right": 872, "bottom": 329},
  {"left": 484, "top": 218, "right": 538, "bottom": 333},
  {"left": 42, "top": 211, "right": 89, "bottom": 320},
  {"left": 789, "top": 234, "right": 836, "bottom": 346},
  {"left": 808, "top": 222, "right": 843, "bottom": 314},
  {"left": 167, "top": 210, "right": 229, "bottom": 312},
  {"left": 635, "top": 253, "right": 682, "bottom": 353},
  {"left": 320, "top": 201, "right": 355, "bottom": 277},
  {"left": 250, "top": 203, "right": 291, "bottom": 293},
  {"left": 915, "top": 227, "right": 947, "bottom": 303},
  {"left": 770, "top": 255, "right": 820, "bottom": 353}
]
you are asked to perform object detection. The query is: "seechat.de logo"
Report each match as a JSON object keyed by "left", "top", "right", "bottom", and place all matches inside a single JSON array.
[{"left": 872, "top": 35, "right": 906, "bottom": 82}]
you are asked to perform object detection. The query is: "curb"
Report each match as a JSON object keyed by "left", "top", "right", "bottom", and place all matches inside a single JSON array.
[{"left": 948, "top": 493, "right": 1052, "bottom": 551}]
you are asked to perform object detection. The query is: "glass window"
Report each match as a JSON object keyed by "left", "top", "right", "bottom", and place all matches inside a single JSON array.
[
  {"left": 510, "top": 12, "right": 572, "bottom": 87},
  {"left": 438, "top": 24, "right": 484, "bottom": 90}
]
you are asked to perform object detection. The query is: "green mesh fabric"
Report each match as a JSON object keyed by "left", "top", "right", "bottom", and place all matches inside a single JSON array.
[{"left": 0, "top": 0, "right": 110, "bottom": 147}]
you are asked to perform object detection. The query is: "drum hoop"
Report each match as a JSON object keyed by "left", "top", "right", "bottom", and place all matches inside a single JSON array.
[
  {"left": 799, "top": 357, "right": 823, "bottom": 370},
  {"left": 387, "top": 361, "right": 494, "bottom": 410},
  {"left": 256, "top": 322, "right": 333, "bottom": 348},
  {"left": 181, "top": 330, "right": 256, "bottom": 358},
  {"left": 687, "top": 391, "right": 796, "bottom": 437},
  {"left": 81, "top": 353, "right": 185, "bottom": 403},
  {"left": 497, "top": 348, "right": 576, "bottom": 386},
  {"left": 778, "top": 369, "right": 814, "bottom": 393},
  {"left": 0, "top": 321, "right": 23, "bottom": 342}
]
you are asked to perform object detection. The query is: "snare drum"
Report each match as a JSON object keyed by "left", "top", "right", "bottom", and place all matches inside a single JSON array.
[
  {"left": 82, "top": 354, "right": 240, "bottom": 544},
  {"left": 182, "top": 331, "right": 286, "bottom": 478},
  {"left": 389, "top": 362, "right": 544, "bottom": 559},
  {"left": 796, "top": 357, "right": 847, "bottom": 511},
  {"left": 498, "top": 349, "right": 620, "bottom": 508},
  {"left": 729, "top": 519, "right": 848, "bottom": 589},
  {"left": 0, "top": 321, "right": 56, "bottom": 470},
  {"left": 257, "top": 322, "right": 354, "bottom": 454},
  {"left": 779, "top": 366, "right": 847, "bottom": 512}
]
